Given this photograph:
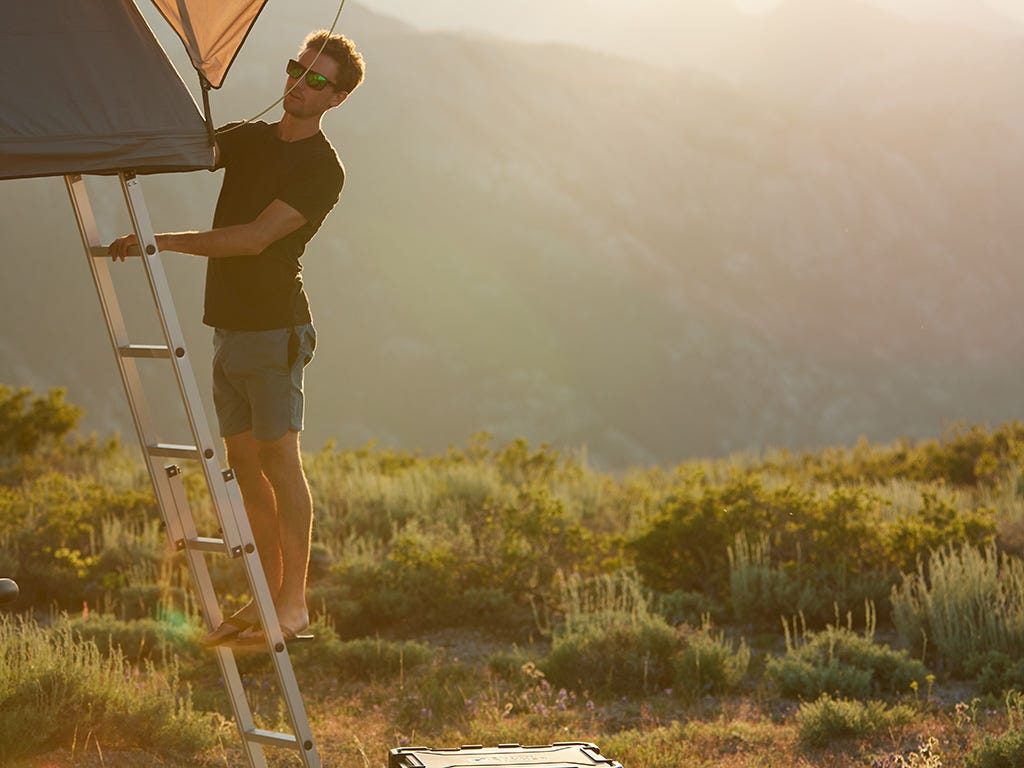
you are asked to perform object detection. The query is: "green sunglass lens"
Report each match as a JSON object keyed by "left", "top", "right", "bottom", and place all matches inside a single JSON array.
[{"left": 306, "top": 74, "right": 328, "bottom": 90}]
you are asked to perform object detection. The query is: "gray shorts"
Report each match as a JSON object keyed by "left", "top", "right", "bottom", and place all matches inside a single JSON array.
[{"left": 212, "top": 324, "right": 316, "bottom": 440}]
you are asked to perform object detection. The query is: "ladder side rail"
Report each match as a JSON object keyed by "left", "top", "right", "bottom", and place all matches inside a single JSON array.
[
  {"left": 222, "top": 478, "right": 322, "bottom": 767},
  {"left": 164, "top": 466, "right": 269, "bottom": 768},
  {"left": 118, "top": 172, "right": 246, "bottom": 553},
  {"left": 65, "top": 174, "right": 161, "bottom": 459}
]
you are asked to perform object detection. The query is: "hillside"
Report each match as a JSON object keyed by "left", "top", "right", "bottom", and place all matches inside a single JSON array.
[
  {"left": 1, "top": 2, "right": 1023, "bottom": 466},
  {"left": 360, "top": 0, "right": 1024, "bottom": 74}
]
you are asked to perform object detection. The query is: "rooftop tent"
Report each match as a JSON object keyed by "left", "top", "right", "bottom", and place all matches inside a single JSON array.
[{"left": 0, "top": 0, "right": 234, "bottom": 180}]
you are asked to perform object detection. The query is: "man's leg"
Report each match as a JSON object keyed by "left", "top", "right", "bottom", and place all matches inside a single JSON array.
[
  {"left": 254, "top": 429, "right": 313, "bottom": 635},
  {"left": 226, "top": 431, "right": 284, "bottom": 607},
  {"left": 199, "top": 429, "right": 282, "bottom": 644}
]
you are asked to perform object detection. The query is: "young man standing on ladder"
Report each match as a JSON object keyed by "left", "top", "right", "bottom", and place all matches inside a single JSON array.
[{"left": 109, "top": 31, "right": 365, "bottom": 646}]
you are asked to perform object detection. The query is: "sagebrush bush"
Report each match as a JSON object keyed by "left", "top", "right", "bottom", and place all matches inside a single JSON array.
[
  {"left": 795, "top": 693, "right": 916, "bottom": 747},
  {"left": 543, "top": 571, "right": 679, "bottom": 697},
  {"left": 543, "top": 612, "right": 678, "bottom": 698},
  {"left": 672, "top": 615, "right": 750, "bottom": 699},
  {"left": 966, "top": 693, "right": 1024, "bottom": 768},
  {"left": 767, "top": 610, "right": 929, "bottom": 700},
  {"left": 966, "top": 651, "right": 1024, "bottom": 697},
  {"left": 966, "top": 732, "right": 1024, "bottom": 768},
  {"left": 892, "top": 544, "right": 1024, "bottom": 675}
]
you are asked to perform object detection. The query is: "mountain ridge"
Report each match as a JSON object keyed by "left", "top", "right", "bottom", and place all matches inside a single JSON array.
[{"left": 1, "top": 3, "right": 1022, "bottom": 467}]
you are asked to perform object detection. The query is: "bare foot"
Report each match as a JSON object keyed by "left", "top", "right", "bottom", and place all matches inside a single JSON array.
[
  {"left": 232, "top": 603, "right": 309, "bottom": 645},
  {"left": 199, "top": 614, "right": 259, "bottom": 646},
  {"left": 274, "top": 604, "right": 310, "bottom": 637}
]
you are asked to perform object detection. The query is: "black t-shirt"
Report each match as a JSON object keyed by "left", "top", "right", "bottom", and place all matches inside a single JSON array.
[{"left": 203, "top": 120, "right": 344, "bottom": 330}]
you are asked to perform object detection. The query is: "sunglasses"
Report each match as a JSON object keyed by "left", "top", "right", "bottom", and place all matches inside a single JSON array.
[{"left": 286, "top": 58, "right": 337, "bottom": 91}]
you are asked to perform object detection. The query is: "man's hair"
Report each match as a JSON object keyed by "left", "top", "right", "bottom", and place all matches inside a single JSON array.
[{"left": 302, "top": 30, "right": 365, "bottom": 94}]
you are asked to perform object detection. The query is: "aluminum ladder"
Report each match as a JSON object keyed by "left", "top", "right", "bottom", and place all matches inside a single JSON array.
[{"left": 64, "top": 170, "right": 321, "bottom": 768}]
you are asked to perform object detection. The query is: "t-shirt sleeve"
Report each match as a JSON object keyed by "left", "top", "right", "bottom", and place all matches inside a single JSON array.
[
  {"left": 213, "top": 121, "right": 247, "bottom": 170},
  {"left": 278, "top": 153, "right": 345, "bottom": 227}
]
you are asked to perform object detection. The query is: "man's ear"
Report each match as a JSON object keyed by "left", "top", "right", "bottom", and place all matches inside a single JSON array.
[{"left": 330, "top": 90, "right": 349, "bottom": 108}]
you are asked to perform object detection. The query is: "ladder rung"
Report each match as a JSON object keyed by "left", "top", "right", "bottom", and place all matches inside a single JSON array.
[
  {"left": 90, "top": 244, "right": 142, "bottom": 258},
  {"left": 245, "top": 728, "right": 301, "bottom": 750},
  {"left": 148, "top": 443, "right": 200, "bottom": 459},
  {"left": 179, "top": 536, "right": 228, "bottom": 554},
  {"left": 119, "top": 344, "right": 171, "bottom": 359}
]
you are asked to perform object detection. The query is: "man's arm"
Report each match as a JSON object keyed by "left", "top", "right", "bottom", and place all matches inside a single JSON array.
[{"left": 107, "top": 199, "right": 307, "bottom": 261}]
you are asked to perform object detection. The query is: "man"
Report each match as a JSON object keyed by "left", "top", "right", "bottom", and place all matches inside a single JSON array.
[{"left": 109, "top": 31, "right": 365, "bottom": 645}]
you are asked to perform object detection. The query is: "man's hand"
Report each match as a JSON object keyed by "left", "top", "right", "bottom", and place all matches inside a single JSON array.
[{"left": 107, "top": 233, "right": 140, "bottom": 262}]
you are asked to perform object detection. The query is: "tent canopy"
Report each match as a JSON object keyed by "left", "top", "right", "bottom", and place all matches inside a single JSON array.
[
  {"left": 0, "top": 0, "right": 264, "bottom": 181},
  {"left": 151, "top": 0, "right": 268, "bottom": 89}
]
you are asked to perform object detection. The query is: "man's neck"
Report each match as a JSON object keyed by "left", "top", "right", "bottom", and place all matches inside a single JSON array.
[{"left": 276, "top": 113, "right": 322, "bottom": 142}]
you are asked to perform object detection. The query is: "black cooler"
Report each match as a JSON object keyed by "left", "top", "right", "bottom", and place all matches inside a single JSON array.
[{"left": 389, "top": 742, "right": 622, "bottom": 768}]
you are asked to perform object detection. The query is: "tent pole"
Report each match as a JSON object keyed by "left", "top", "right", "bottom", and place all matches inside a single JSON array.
[{"left": 200, "top": 74, "right": 215, "bottom": 149}]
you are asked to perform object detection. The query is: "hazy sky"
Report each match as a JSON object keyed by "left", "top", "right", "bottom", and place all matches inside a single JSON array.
[{"left": 360, "top": 0, "right": 1024, "bottom": 29}]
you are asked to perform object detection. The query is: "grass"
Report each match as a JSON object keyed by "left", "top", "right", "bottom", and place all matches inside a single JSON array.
[
  {"left": 1, "top": 613, "right": 1021, "bottom": 767},
  {"left": 10, "top": 388, "right": 1024, "bottom": 765},
  {"left": 0, "top": 614, "right": 222, "bottom": 764}
]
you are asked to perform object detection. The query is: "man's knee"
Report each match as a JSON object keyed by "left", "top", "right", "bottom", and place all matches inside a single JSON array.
[
  {"left": 225, "top": 432, "right": 262, "bottom": 480},
  {"left": 256, "top": 431, "right": 303, "bottom": 481}
]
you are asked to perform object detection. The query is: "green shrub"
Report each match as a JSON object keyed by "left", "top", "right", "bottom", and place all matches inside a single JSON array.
[
  {"left": 967, "top": 652, "right": 1024, "bottom": 698},
  {"left": 886, "top": 490, "right": 996, "bottom": 574},
  {"left": 892, "top": 544, "right": 1024, "bottom": 675},
  {"left": 0, "top": 384, "right": 82, "bottom": 461},
  {"left": 315, "top": 479, "right": 609, "bottom": 637},
  {"left": 632, "top": 476, "right": 894, "bottom": 624},
  {"left": 764, "top": 423, "right": 1024, "bottom": 488},
  {"left": 966, "top": 693, "right": 1024, "bottom": 768},
  {"left": 795, "top": 693, "right": 916, "bottom": 747},
  {"left": 487, "top": 647, "right": 536, "bottom": 680},
  {"left": 767, "top": 609, "right": 929, "bottom": 700},
  {"left": 0, "top": 469, "right": 157, "bottom": 609},
  {"left": 728, "top": 532, "right": 891, "bottom": 629},
  {"left": 543, "top": 612, "right": 678, "bottom": 698},
  {"left": 672, "top": 615, "right": 750, "bottom": 699},
  {"left": 630, "top": 473, "right": 785, "bottom": 599},
  {"left": 542, "top": 571, "right": 679, "bottom": 698},
  {"left": 649, "top": 588, "right": 721, "bottom": 626},
  {"left": 967, "top": 732, "right": 1024, "bottom": 768}
]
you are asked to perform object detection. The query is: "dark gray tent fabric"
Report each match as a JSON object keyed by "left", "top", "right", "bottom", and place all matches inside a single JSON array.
[{"left": 0, "top": 0, "right": 215, "bottom": 180}]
